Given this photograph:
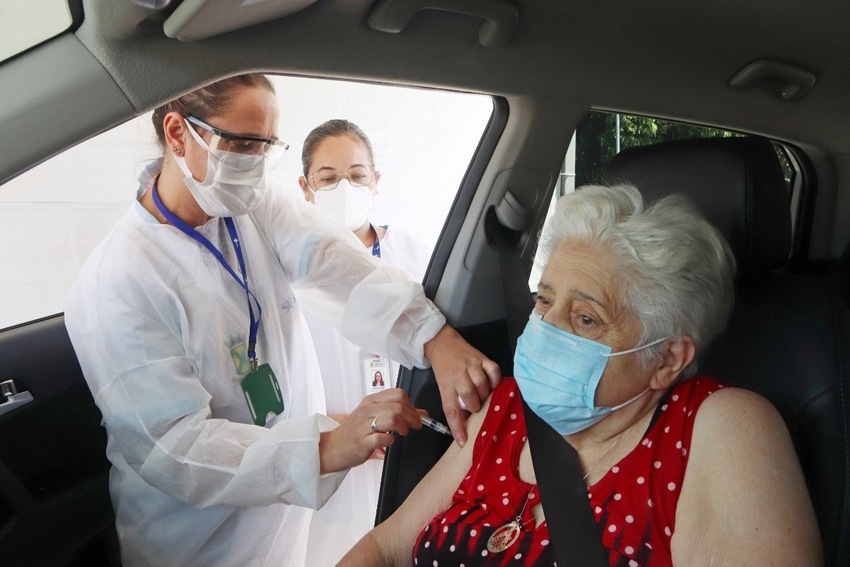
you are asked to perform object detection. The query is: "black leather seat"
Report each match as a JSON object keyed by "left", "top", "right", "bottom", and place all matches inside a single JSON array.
[
  {"left": 603, "top": 136, "right": 850, "bottom": 567},
  {"left": 832, "top": 243, "right": 850, "bottom": 309}
]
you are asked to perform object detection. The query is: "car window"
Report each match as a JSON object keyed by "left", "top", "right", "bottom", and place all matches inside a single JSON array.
[
  {"left": 530, "top": 110, "right": 800, "bottom": 287},
  {"left": 0, "top": 1, "right": 73, "bottom": 63},
  {"left": 0, "top": 76, "right": 492, "bottom": 329}
]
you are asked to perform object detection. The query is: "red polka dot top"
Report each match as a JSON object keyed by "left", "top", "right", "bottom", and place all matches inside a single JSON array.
[{"left": 412, "top": 376, "right": 724, "bottom": 566}]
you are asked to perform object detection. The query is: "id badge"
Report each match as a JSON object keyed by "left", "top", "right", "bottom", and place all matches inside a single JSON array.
[
  {"left": 240, "top": 363, "right": 284, "bottom": 426},
  {"left": 363, "top": 354, "right": 391, "bottom": 393}
]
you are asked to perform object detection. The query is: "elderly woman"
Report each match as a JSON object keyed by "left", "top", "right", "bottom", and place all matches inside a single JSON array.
[{"left": 339, "top": 184, "right": 823, "bottom": 566}]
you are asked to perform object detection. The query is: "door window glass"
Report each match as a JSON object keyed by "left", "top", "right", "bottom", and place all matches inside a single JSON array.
[{"left": 0, "top": 1, "right": 72, "bottom": 63}]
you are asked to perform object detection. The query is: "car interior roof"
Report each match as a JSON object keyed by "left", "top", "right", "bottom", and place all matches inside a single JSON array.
[{"left": 67, "top": 0, "right": 850, "bottom": 146}]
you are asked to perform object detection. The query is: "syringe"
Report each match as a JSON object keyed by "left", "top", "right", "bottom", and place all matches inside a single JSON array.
[{"left": 420, "top": 415, "right": 453, "bottom": 436}]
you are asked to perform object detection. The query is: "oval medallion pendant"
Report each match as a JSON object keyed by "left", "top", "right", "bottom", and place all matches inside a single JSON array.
[{"left": 487, "top": 520, "right": 522, "bottom": 553}]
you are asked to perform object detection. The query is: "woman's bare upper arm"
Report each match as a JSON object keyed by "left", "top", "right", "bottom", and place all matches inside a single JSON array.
[
  {"left": 672, "top": 387, "right": 823, "bottom": 566},
  {"left": 368, "top": 395, "right": 492, "bottom": 566}
]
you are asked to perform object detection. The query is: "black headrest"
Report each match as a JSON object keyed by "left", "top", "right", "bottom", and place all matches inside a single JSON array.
[{"left": 603, "top": 136, "right": 792, "bottom": 278}]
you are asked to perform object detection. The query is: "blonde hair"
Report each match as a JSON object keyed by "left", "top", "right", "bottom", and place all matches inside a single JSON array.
[{"left": 151, "top": 74, "right": 274, "bottom": 152}]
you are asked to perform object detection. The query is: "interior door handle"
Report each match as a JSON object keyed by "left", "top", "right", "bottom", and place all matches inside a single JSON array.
[
  {"left": 368, "top": 0, "right": 519, "bottom": 48},
  {"left": 0, "top": 379, "right": 34, "bottom": 417}
]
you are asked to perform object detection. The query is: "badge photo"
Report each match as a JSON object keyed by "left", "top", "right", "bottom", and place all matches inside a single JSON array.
[{"left": 363, "top": 354, "right": 391, "bottom": 393}]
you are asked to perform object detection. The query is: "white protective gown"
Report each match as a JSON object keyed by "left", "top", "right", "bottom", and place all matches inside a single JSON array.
[
  {"left": 303, "top": 225, "right": 430, "bottom": 566},
  {"left": 63, "top": 162, "right": 445, "bottom": 567}
]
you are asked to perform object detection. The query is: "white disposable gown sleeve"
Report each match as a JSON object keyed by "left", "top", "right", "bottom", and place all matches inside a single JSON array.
[{"left": 254, "top": 191, "right": 446, "bottom": 368}]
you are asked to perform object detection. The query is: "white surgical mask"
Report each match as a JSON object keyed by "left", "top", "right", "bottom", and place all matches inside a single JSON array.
[
  {"left": 177, "top": 118, "right": 270, "bottom": 218},
  {"left": 311, "top": 179, "right": 373, "bottom": 230}
]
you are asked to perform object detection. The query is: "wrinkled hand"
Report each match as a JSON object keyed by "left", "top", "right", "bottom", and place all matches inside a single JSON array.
[
  {"left": 319, "top": 388, "right": 425, "bottom": 474},
  {"left": 425, "top": 324, "right": 501, "bottom": 447}
]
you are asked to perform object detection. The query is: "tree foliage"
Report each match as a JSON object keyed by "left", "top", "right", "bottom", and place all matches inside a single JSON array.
[{"left": 574, "top": 112, "right": 738, "bottom": 186}]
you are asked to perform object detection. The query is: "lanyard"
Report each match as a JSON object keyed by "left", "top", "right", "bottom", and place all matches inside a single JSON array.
[
  {"left": 152, "top": 182, "right": 262, "bottom": 370},
  {"left": 371, "top": 225, "right": 381, "bottom": 258}
]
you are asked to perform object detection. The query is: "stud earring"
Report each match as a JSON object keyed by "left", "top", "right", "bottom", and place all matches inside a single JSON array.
[{"left": 172, "top": 147, "right": 183, "bottom": 156}]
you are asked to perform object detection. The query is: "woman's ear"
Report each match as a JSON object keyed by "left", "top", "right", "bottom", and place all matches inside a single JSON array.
[
  {"left": 650, "top": 336, "right": 696, "bottom": 390},
  {"left": 299, "top": 177, "right": 314, "bottom": 202},
  {"left": 163, "top": 112, "right": 187, "bottom": 155},
  {"left": 372, "top": 170, "right": 381, "bottom": 197}
]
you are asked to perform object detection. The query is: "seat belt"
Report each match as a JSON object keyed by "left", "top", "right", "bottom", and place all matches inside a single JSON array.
[
  {"left": 522, "top": 403, "right": 610, "bottom": 567},
  {"left": 485, "top": 203, "right": 609, "bottom": 567}
]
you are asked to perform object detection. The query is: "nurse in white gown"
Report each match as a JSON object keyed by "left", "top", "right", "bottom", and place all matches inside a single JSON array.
[
  {"left": 298, "top": 119, "right": 435, "bottom": 566},
  {"left": 64, "top": 76, "right": 499, "bottom": 567}
]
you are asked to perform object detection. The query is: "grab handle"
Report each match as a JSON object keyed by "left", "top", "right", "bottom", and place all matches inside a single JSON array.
[
  {"left": 369, "top": 0, "right": 519, "bottom": 48},
  {"left": 0, "top": 379, "right": 34, "bottom": 417}
]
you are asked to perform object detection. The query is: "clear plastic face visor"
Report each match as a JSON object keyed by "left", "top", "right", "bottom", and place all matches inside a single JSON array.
[{"left": 185, "top": 116, "right": 288, "bottom": 171}]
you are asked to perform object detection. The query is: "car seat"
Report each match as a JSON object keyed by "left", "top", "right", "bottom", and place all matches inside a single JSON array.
[
  {"left": 831, "top": 243, "right": 850, "bottom": 308},
  {"left": 603, "top": 136, "right": 849, "bottom": 567}
]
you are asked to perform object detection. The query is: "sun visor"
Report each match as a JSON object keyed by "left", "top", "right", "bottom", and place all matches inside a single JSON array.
[{"left": 163, "top": 0, "right": 318, "bottom": 41}]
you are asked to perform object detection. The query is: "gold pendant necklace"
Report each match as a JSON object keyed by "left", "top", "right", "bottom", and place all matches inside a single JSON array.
[{"left": 486, "top": 488, "right": 537, "bottom": 553}]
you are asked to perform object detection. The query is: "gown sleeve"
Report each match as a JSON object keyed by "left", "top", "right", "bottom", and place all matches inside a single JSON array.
[{"left": 255, "top": 190, "right": 445, "bottom": 368}]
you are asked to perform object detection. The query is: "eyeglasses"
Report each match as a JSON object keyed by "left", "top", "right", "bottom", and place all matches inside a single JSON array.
[
  {"left": 186, "top": 115, "right": 289, "bottom": 167},
  {"left": 307, "top": 165, "right": 374, "bottom": 191}
]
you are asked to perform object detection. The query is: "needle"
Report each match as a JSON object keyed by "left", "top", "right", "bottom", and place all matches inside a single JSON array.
[{"left": 420, "top": 415, "right": 452, "bottom": 436}]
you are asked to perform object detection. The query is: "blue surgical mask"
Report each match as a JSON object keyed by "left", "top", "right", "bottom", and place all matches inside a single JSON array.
[{"left": 514, "top": 311, "right": 667, "bottom": 435}]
